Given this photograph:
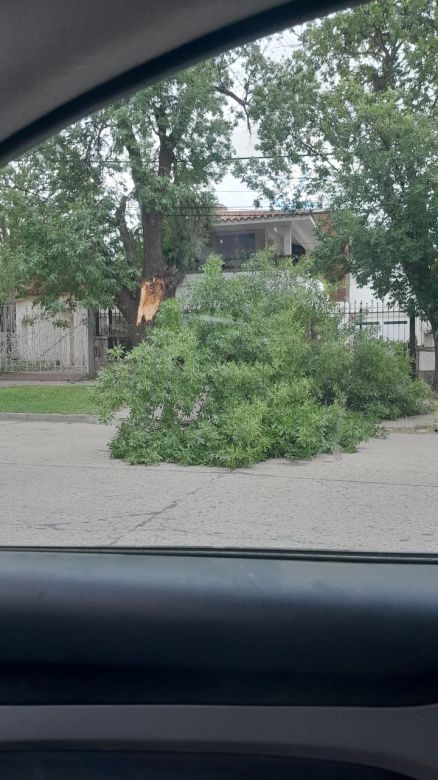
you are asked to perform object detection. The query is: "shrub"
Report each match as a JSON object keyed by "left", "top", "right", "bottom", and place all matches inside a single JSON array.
[
  {"left": 343, "top": 335, "right": 429, "bottom": 419},
  {"left": 94, "top": 254, "right": 428, "bottom": 467}
]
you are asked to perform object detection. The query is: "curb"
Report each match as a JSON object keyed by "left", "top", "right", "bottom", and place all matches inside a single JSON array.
[
  {"left": 0, "top": 413, "right": 98, "bottom": 423},
  {"left": 382, "top": 413, "right": 437, "bottom": 432}
]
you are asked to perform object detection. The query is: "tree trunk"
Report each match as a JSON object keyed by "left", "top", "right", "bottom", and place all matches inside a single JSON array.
[
  {"left": 136, "top": 206, "right": 185, "bottom": 327},
  {"left": 114, "top": 196, "right": 163, "bottom": 340},
  {"left": 116, "top": 115, "right": 185, "bottom": 338},
  {"left": 408, "top": 315, "right": 416, "bottom": 379},
  {"left": 426, "top": 318, "right": 438, "bottom": 390},
  {"left": 128, "top": 321, "right": 150, "bottom": 347},
  {"left": 134, "top": 131, "right": 179, "bottom": 328},
  {"left": 142, "top": 211, "right": 167, "bottom": 278},
  {"left": 431, "top": 322, "right": 438, "bottom": 391},
  {"left": 115, "top": 287, "right": 147, "bottom": 346},
  {"left": 135, "top": 211, "right": 167, "bottom": 326},
  {"left": 434, "top": 338, "right": 438, "bottom": 391}
]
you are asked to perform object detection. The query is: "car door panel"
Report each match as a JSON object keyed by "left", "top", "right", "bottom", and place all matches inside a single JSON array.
[{"left": 0, "top": 551, "right": 437, "bottom": 778}]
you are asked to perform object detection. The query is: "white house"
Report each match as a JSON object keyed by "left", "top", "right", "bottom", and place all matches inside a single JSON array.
[
  {"left": 207, "top": 208, "right": 431, "bottom": 346},
  {"left": 208, "top": 208, "right": 321, "bottom": 264},
  {"left": 205, "top": 207, "right": 435, "bottom": 382}
]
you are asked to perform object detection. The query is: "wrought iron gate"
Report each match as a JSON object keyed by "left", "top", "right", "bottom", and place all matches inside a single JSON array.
[{"left": 0, "top": 302, "right": 88, "bottom": 374}]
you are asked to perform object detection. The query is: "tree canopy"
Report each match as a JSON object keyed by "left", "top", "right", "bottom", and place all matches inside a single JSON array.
[
  {"left": 2, "top": 0, "right": 437, "bottom": 375},
  {"left": 243, "top": 0, "right": 438, "bottom": 380},
  {"left": 0, "top": 54, "right": 254, "bottom": 338}
]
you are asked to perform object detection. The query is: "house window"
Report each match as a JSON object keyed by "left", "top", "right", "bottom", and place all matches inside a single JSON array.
[{"left": 211, "top": 232, "right": 256, "bottom": 266}]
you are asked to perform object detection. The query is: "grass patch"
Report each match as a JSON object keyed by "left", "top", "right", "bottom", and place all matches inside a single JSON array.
[{"left": 0, "top": 385, "right": 94, "bottom": 414}]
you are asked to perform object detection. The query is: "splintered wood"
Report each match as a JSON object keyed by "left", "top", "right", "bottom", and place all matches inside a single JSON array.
[{"left": 136, "top": 277, "right": 165, "bottom": 325}]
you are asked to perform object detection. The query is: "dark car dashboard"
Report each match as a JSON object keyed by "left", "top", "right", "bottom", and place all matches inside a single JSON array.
[{"left": 0, "top": 550, "right": 437, "bottom": 779}]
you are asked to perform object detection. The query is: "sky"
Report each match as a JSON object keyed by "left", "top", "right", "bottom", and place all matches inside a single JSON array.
[
  {"left": 213, "top": 31, "right": 301, "bottom": 211},
  {"left": 214, "top": 121, "right": 260, "bottom": 210}
]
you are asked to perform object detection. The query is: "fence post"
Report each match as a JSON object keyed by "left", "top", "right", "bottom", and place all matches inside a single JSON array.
[
  {"left": 408, "top": 315, "right": 416, "bottom": 378},
  {"left": 87, "top": 308, "right": 97, "bottom": 379}
]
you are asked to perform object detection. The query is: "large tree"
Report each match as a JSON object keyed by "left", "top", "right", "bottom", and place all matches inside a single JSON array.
[
  {"left": 0, "top": 56, "right": 252, "bottom": 341},
  {"left": 242, "top": 0, "right": 438, "bottom": 384}
]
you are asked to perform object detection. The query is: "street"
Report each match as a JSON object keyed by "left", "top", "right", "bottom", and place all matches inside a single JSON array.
[{"left": 0, "top": 419, "right": 437, "bottom": 551}]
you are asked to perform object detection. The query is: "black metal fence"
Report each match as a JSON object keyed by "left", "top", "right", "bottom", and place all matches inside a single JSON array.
[
  {"left": 95, "top": 308, "right": 130, "bottom": 344},
  {"left": 91, "top": 301, "right": 432, "bottom": 376},
  {"left": 94, "top": 308, "right": 132, "bottom": 369},
  {"left": 337, "top": 300, "right": 430, "bottom": 346}
]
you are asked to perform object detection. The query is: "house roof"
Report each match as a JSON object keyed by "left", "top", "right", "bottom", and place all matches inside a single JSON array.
[{"left": 215, "top": 209, "right": 327, "bottom": 224}]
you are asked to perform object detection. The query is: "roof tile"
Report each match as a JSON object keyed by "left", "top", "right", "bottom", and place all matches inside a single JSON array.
[{"left": 216, "top": 208, "right": 327, "bottom": 223}]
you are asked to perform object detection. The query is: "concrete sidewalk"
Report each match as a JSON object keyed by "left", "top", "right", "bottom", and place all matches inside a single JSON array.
[
  {"left": 0, "top": 371, "right": 90, "bottom": 384},
  {"left": 0, "top": 380, "right": 94, "bottom": 386},
  {"left": 0, "top": 413, "right": 97, "bottom": 423},
  {"left": 383, "top": 413, "right": 437, "bottom": 431},
  {"left": 0, "top": 419, "right": 437, "bottom": 551}
]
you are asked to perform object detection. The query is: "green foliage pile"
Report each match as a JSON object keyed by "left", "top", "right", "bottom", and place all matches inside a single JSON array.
[{"left": 94, "top": 255, "right": 428, "bottom": 467}]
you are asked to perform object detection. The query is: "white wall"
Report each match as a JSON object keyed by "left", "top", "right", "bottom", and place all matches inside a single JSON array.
[
  {"left": 347, "top": 275, "right": 431, "bottom": 345},
  {"left": 348, "top": 275, "right": 389, "bottom": 307},
  {"left": 14, "top": 300, "right": 88, "bottom": 369}
]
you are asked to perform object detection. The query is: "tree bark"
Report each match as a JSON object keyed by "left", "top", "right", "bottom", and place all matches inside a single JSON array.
[
  {"left": 115, "top": 287, "right": 147, "bottom": 346},
  {"left": 408, "top": 315, "right": 416, "bottom": 379},
  {"left": 142, "top": 211, "right": 167, "bottom": 278},
  {"left": 134, "top": 132, "right": 182, "bottom": 327},
  {"left": 115, "top": 111, "right": 186, "bottom": 338},
  {"left": 430, "top": 321, "right": 438, "bottom": 390}
]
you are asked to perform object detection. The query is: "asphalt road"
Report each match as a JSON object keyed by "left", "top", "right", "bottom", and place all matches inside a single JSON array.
[{"left": 0, "top": 419, "right": 438, "bottom": 552}]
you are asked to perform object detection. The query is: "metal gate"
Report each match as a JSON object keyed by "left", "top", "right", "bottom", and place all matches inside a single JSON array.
[
  {"left": 94, "top": 308, "right": 131, "bottom": 370},
  {"left": 0, "top": 301, "right": 88, "bottom": 374}
]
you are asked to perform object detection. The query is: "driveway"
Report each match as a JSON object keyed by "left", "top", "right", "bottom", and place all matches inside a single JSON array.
[{"left": 0, "top": 419, "right": 437, "bottom": 551}]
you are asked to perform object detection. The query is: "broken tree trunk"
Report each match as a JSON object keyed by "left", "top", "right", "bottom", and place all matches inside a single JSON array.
[
  {"left": 134, "top": 210, "right": 184, "bottom": 329},
  {"left": 136, "top": 277, "right": 166, "bottom": 325},
  {"left": 430, "top": 321, "right": 438, "bottom": 391},
  {"left": 135, "top": 210, "right": 167, "bottom": 328}
]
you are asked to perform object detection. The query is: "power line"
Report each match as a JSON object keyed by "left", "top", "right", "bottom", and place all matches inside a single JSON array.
[
  {"left": 255, "top": 155, "right": 332, "bottom": 161},
  {"left": 98, "top": 152, "right": 333, "bottom": 166}
]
